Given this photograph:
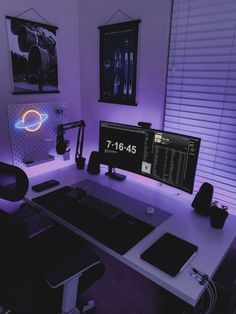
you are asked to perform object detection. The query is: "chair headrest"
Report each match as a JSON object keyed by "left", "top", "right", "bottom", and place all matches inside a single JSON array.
[{"left": 0, "top": 162, "right": 29, "bottom": 202}]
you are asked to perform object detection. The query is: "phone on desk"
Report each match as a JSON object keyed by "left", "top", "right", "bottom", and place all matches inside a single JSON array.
[{"left": 32, "top": 179, "right": 60, "bottom": 192}]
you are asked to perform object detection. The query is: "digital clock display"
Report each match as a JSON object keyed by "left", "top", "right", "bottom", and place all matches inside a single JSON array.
[
  {"left": 106, "top": 140, "right": 137, "bottom": 154},
  {"left": 100, "top": 125, "right": 145, "bottom": 173}
]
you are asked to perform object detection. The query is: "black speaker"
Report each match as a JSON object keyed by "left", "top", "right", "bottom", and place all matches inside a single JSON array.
[
  {"left": 192, "top": 182, "right": 214, "bottom": 216},
  {"left": 87, "top": 151, "right": 100, "bottom": 174}
]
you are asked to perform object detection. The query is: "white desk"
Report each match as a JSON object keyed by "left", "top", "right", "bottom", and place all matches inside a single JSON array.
[{"left": 25, "top": 164, "right": 236, "bottom": 307}]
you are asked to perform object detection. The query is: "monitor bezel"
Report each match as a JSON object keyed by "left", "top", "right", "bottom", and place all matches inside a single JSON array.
[{"left": 99, "top": 120, "right": 201, "bottom": 194}]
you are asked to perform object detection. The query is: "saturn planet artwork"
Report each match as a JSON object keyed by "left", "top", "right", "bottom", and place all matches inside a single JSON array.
[{"left": 15, "top": 109, "right": 48, "bottom": 132}]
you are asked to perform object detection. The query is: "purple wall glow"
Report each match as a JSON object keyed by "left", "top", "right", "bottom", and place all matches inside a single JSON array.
[
  {"left": 78, "top": 0, "right": 172, "bottom": 159},
  {"left": 0, "top": 0, "right": 81, "bottom": 172},
  {"left": 0, "top": 0, "right": 172, "bottom": 180}
]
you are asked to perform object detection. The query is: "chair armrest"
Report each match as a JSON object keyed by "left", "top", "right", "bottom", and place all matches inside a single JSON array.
[{"left": 46, "top": 249, "right": 101, "bottom": 289}]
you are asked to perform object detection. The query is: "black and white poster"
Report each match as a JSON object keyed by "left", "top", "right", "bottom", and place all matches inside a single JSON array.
[
  {"left": 99, "top": 20, "right": 140, "bottom": 105},
  {"left": 6, "top": 16, "right": 59, "bottom": 94}
]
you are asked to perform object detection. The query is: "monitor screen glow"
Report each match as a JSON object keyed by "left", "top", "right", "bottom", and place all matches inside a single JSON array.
[{"left": 99, "top": 121, "right": 201, "bottom": 193}]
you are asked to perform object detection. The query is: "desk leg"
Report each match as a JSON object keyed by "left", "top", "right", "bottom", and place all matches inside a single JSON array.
[{"left": 62, "top": 277, "right": 80, "bottom": 314}]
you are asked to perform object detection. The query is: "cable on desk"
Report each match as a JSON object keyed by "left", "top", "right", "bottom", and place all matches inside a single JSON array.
[{"left": 190, "top": 268, "right": 218, "bottom": 314}]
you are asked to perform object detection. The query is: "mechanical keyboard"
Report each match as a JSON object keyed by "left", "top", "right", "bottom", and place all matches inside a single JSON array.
[
  {"left": 32, "top": 186, "right": 156, "bottom": 255},
  {"left": 79, "top": 195, "right": 122, "bottom": 220}
]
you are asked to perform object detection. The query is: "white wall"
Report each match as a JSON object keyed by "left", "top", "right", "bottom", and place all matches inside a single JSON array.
[
  {"left": 0, "top": 0, "right": 172, "bottom": 176},
  {"left": 78, "top": 0, "right": 172, "bottom": 158},
  {"left": 0, "top": 0, "right": 81, "bottom": 166}
]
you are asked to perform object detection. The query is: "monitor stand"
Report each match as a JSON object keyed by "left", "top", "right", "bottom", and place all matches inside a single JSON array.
[{"left": 105, "top": 165, "right": 126, "bottom": 181}]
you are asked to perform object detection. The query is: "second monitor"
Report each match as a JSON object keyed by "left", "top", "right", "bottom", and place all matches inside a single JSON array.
[{"left": 99, "top": 121, "right": 201, "bottom": 194}]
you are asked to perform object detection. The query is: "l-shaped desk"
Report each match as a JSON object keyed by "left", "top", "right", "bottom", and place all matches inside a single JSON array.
[{"left": 25, "top": 164, "right": 236, "bottom": 308}]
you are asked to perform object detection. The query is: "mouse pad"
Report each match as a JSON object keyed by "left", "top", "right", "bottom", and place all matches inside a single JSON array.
[
  {"left": 141, "top": 233, "right": 198, "bottom": 276},
  {"left": 32, "top": 186, "right": 155, "bottom": 255}
]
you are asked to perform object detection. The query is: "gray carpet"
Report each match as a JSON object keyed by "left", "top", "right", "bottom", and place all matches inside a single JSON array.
[
  {"left": 83, "top": 244, "right": 162, "bottom": 314},
  {"left": 18, "top": 204, "right": 236, "bottom": 313},
  {"left": 83, "top": 241, "right": 236, "bottom": 314}
]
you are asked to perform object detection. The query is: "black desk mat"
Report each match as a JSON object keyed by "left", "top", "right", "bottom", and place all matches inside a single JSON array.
[
  {"left": 74, "top": 180, "right": 172, "bottom": 228},
  {"left": 33, "top": 181, "right": 172, "bottom": 255}
]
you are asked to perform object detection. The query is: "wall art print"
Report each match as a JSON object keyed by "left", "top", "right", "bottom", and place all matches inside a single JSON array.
[
  {"left": 99, "top": 20, "right": 140, "bottom": 106},
  {"left": 6, "top": 16, "right": 59, "bottom": 94}
]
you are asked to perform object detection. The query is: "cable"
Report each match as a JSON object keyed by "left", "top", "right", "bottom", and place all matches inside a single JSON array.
[
  {"left": 207, "top": 279, "right": 217, "bottom": 313},
  {"left": 191, "top": 273, "right": 214, "bottom": 313},
  {"left": 205, "top": 281, "right": 214, "bottom": 313},
  {"left": 191, "top": 272, "right": 213, "bottom": 313},
  {"left": 191, "top": 268, "right": 218, "bottom": 314}
]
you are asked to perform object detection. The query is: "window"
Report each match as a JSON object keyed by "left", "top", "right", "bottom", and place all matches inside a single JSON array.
[{"left": 164, "top": 0, "right": 236, "bottom": 212}]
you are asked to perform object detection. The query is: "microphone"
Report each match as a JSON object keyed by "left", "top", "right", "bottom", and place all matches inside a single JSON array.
[
  {"left": 56, "top": 128, "right": 70, "bottom": 155},
  {"left": 55, "top": 121, "right": 85, "bottom": 167}
]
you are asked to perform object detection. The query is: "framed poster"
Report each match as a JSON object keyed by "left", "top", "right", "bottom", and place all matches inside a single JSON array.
[
  {"left": 99, "top": 20, "right": 140, "bottom": 105},
  {"left": 6, "top": 16, "right": 59, "bottom": 94}
]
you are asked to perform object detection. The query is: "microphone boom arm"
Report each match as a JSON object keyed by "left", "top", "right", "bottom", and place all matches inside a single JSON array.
[{"left": 56, "top": 120, "right": 86, "bottom": 169}]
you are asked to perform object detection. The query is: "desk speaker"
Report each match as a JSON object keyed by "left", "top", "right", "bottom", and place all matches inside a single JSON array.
[
  {"left": 192, "top": 182, "right": 214, "bottom": 216},
  {"left": 87, "top": 151, "right": 100, "bottom": 174}
]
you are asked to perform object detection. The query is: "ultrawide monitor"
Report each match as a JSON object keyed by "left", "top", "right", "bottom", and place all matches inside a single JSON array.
[{"left": 99, "top": 121, "right": 201, "bottom": 193}]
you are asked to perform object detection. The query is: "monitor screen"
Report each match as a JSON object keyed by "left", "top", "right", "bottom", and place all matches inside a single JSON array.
[{"left": 99, "top": 121, "right": 201, "bottom": 193}]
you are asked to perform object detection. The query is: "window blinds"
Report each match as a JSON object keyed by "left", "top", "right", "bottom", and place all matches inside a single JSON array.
[{"left": 164, "top": 0, "right": 236, "bottom": 212}]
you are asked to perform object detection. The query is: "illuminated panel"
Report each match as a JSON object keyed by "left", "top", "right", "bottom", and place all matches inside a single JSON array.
[{"left": 15, "top": 109, "right": 48, "bottom": 132}]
